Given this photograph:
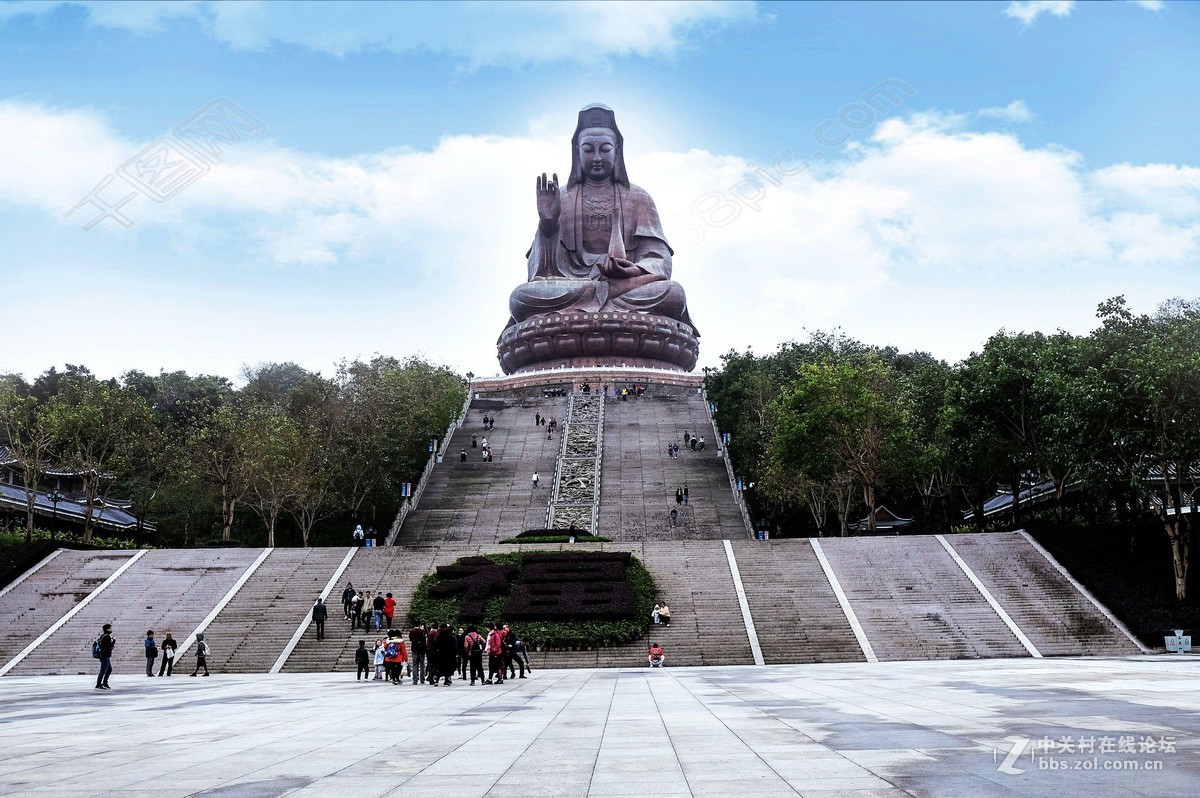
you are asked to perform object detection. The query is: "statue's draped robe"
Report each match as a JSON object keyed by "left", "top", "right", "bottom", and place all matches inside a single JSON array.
[{"left": 507, "top": 183, "right": 694, "bottom": 330}]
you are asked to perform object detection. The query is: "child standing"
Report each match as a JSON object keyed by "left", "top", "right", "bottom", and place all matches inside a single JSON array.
[
  {"left": 373, "top": 639, "right": 385, "bottom": 680},
  {"left": 355, "top": 640, "right": 370, "bottom": 681}
]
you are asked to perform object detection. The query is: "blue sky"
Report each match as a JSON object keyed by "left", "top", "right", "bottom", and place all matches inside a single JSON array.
[{"left": 1, "top": 0, "right": 1197, "bottom": 381}]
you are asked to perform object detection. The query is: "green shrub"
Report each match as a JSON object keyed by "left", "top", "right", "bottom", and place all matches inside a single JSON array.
[{"left": 407, "top": 551, "right": 656, "bottom": 648}]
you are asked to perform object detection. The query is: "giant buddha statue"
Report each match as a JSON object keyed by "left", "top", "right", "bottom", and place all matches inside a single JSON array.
[{"left": 496, "top": 104, "right": 699, "bottom": 374}]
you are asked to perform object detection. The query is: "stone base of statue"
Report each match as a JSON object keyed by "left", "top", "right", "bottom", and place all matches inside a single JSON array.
[{"left": 497, "top": 311, "right": 699, "bottom": 374}]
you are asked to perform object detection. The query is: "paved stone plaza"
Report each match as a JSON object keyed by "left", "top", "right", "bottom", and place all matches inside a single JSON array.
[{"left": 2, "top": 656, "right": 1197, "bottom": 797}]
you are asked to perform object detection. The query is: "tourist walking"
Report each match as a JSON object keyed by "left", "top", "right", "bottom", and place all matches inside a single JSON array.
[
  {"left": 94, "top": 623, "right": 115, "bottom": 690},
  {"left": 372, "top": 592, "right": 386, "bottom": 630},
  {"left": 463, "top": 626, "right": 486, "bottom": 685},
  {"left": 425, "top": 624, "right": 440, "bottom": 684},
  {"left": 158, "top": 631, "right": 177, "bottom": 676},
  {"left": 353, "top": 524, "right": 365, "bottom": 546},
  {"left": 190, "top": 633, "right": 211, "bottom": 676},
  {"left": 457, "top": 626, "right": 468, "bottom": 680},
  {"left": 409, "top": 622, "right": 427, "bottom": 685},
  {"left": 486, "top": 624, "right": 505, "bottom": 684},
  {"left": 670, "top": 508, "right": 678, "bottom": 527},
  {"left": 434, "top": 624, "right": 459, "bottom": 686},
  {"left": 312, "top": 597, "right": 328, "bottom": 641},
  {"left": 535, "top": 412, "right": 541, "bottom": 426},
  {"left": 460, "top": 448, "right": 467, "bottom": 462},
  {"left": 683, "top": 487, "right": 689, "bottom": 505},
  {"left": 503, "top": 624, "right": 526, "bottom": 679},
  {"left": 675, "top": 488, "right": 683, "bottom": 505},
  {"left": 355, "top": 640, "right": 370, "bottom": 681},
  {"left": 341, "top": 583, "right": 355, "bottom": 620},
  {"left": 384, "top": 633, "right": 409, "bottom": 683},
  {"left": 472, "top": 433, "right": 477, "bottom": 448},
  {"left": 144, "top": 630, "right": 158, "bottom": 677},
  {"left": 383, "top": 593, "right": 396, "bottom": 629},
  {"left": 532, "top": 471, "right": 539, "bottom": 489},
  {"left": 351, "top": 591, "right": 366, "bottom": 630}
]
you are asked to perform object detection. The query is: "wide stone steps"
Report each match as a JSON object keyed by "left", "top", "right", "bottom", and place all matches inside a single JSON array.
[
  {"left": 598, "top": 387, "right": 745, "bottom": 541},
  {"left": 8, "top": 549, "right": 261, "bottom": 676},
  {"left": 818, "top": 536, "right": 1029, "bottom": 661},
  {"left": 282, "top": 547, "right": 444, "bottom": 673},
  {"left": 730, "top": 539, "right": 866, "bottom": 664},
  {"left": 396, "top": 398, "right": 567, "bottom": 545},
  {"left": 0, "top": 550, "right": 135, "bottom": 665},
  {"left": 199, "top": 547, "right": 350, "bottom": 674},
  {"left": 945, "top": 532, "right": 1141, "bottom": 656},
  {"left": 0, "top": 533, "right": 1148, "bottom": 674}
]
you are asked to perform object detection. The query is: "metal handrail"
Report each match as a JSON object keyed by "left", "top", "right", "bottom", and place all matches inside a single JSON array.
[
  {"left": 386, "top": 389, "right": 472, "bottom": 545},
  {"left": 703, "top": 389, "right": 755, "bottom": 539}
]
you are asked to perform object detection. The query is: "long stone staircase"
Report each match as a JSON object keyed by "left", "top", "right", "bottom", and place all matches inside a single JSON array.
[
  {"left": 817, "top": 536, "right": 1030, "bottom": 661},
  {"left": 395, "top": 394, "right": 568, "bottom": 545},
  {"left": 598, "top": 386, "right": 746, "bottom": 540},
  {"left": 0, "top": 550, "right": 135, "bottom": 664},
  {"left": 944, "top": 532, "right": 1141, "bottom": 656},
  {"left": 198, "top": 547, "right": 351, "bottom": 673},
  {"left": 7, "top": 548, "right": 260, "bottom": 676},
  {"left": 730, "top": 539, "right": 867, "bottom": 664}
]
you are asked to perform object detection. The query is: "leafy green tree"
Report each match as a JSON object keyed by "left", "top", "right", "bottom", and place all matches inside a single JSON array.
[
  {"left": 189, "top": 402, "right": 254, "bottom": 543},
  {"left": 243, "top": 404, "right": 309, "bottom": 547},
  {"left": 1092, "top": 297, "right": 1200, "bottom": 601},
  {"left": 767, "top": 357, "right": 907, "bottom": 534},
  {"left": 43, "top": 378, "right": 155, "bottom": 543},
  {"left": 0, "top": 377, "right": 56, "bottom": 541}
]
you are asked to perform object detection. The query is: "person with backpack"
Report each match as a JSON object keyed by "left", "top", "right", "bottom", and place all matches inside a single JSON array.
[
  {"left": 648, "top": 643, "right": 665, "bottom": 668},
  {"left": 94, "top": 623, "right": 115, "bottom": 690},
  {"left": 354, "top": 640, "right": 370, "bottom": 681},
  {"left": 158, "top": 631, "right": 177, "bottom": 676},
  {"left": 312, "top": 597, "right": 328, "bottom": 641},
  {"left": 383, "top": 633, "right": 408, "bottom": 683},
  {"left": 486, "top": 624, "right": 505, "bottom": 685},
  {"left": 409, "top": 622, "right": 427, "bottom": 685},
  {"left": 144, "top": 630, "right": 158, "bottom": 677},
  {"left": 190, "top": 633, "right": 210, "bottom": 677},
  {"left": 462, "top": 625, "right": 486, "bottom": 685}
]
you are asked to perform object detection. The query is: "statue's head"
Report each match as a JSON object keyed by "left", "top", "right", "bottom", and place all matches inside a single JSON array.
[{"left": 568, "top": 103, "right": 629, "bottom": 188}]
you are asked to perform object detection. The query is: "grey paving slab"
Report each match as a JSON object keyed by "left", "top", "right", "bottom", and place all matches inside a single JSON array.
[{"left": 1, "top": 656, "right": 1198, "bottom": 797}]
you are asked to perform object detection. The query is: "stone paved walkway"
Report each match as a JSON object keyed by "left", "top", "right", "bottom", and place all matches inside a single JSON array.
[{"left": 1, "top": 656, "right": 1197, "bottom": 797}]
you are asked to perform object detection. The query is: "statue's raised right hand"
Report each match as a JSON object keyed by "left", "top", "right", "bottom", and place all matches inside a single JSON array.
[{"left": 536, "top": 172, "right": 561, "bottom": 223}]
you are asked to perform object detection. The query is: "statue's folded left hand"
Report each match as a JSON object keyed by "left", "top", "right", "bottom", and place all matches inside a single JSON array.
[{"left": 599, "top": 256, "right": 642, "bottom": 280}]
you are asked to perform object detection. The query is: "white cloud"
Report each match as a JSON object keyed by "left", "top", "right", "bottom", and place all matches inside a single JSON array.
[
  {"left": 1130, "top": 0, "right": 1164, "bottom": 11},
  {"left": 0, "top": 1, "right": 758, "bottom": 67},
  {"left": 1005, "top": 1, "right": 1075, "bottom": 26},
  {"left": 1, "top": 100, "right": 1198, "bottom": 380},
  {"left": 977, "top": 100, "right": 1034, "bottom": 124}
]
